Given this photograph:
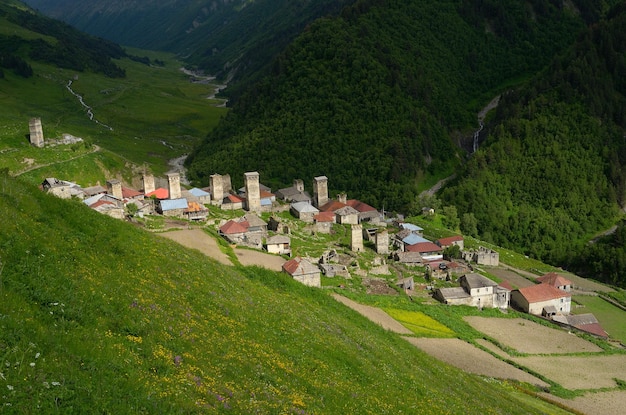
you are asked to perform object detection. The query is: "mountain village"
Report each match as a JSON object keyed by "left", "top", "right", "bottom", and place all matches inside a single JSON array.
[{"left": 31, "top": 118, "right": 611, "bottom": 343}]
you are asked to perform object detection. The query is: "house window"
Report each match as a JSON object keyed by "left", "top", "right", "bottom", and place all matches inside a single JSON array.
[{"left": 560, "top": 298, "right": 563, "bottom": 303}]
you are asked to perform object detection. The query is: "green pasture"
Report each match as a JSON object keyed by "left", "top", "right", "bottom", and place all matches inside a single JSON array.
[
  {"left": 0, "top": 50, "right": 226, "bottom": 180},
  {"left": 572, "top": 295, "right": 626, "bottom": 343}
]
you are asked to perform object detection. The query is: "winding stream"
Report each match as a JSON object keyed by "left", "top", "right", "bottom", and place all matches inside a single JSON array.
[{"left": 66, "top": 80, "right": 113, "bottom": 131}]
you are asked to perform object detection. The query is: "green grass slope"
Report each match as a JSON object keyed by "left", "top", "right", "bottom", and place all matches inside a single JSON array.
[{"left": 0, "top": 173, "right": 561, "bottom": 413}]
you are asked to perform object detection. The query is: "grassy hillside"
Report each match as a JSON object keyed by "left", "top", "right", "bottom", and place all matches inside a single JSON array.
[
  {"left": 0, "top": 172, "right": 565, "bottom": 414},
  {"left": 186, "top": 0, "right": 598, "bottom": 211},
  {"left": 0, "top": 1, "right": 227, "bottom": 180}
]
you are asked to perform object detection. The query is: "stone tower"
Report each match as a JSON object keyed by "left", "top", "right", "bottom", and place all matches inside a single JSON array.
[
  {"left": 337, "top": 192, "right": 347, "bottom": 204},
  {"left": 313, "top": 176, "right": 329, "bottom": 208},
  {"left": 375, "top": 229, "right": 389, "bottom": 255},
  {"left": 351, "top": 224, "right": 364, "bottom": 252},
  {"left": 167, "top": 172, "right": 181, "bottom": 199},
  {"left": 107, "top": 179, "right": 123, "bottom": 200},
  {"left": 244, "top": 171, "right": 261, "bottom": 212},
  {"left": 29, "top": 118, "right": 44, "bottom": 148},
  {"left": 210, "top": 174, "right": 223, "bottom": 203},
  {"left": 143, "top": 174, "right": 155, "bottom": 195},
  {"left": 294, "top": 179, "right": 304, "bottom": 192}
]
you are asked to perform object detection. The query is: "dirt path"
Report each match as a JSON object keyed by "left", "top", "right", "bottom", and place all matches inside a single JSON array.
[
  {"left": 233, "top": 248, "right": 286, "bottom": 271},
  {"left": 331, "top": 294, "right": 413, "bottom": 334},
  {"left": 158, "top": 229, "right": 231, "bottom": 265}
]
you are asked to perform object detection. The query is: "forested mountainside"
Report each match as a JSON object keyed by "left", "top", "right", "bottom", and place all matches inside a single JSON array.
[
  {"left": 186, "top": 0, "right": 601, "bottom": 209},
  {"left": 441, "top": 3, "right": 626, "bottom": 286},
  {"left": 0, "top": 0, "right": 130, "bottom": 78},
  {"left": 22, "top": 0, "right": 352, "bottom": 96}
]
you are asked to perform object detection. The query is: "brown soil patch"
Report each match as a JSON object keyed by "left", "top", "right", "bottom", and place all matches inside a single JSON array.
[
  {"left": 158, "top": 229, "right": 231, "bottom": 266},
  {"left": 512, "top": 354, "right": 626, "bottom": 390},
  {"left": 488, "top": 268, "right": 535, "bottom": 289},
  {"left": 464, "top": 317, "right": 603, "bottom": 354},
  {"left": 331, "top": 294, "right": 412, "bottom": 334},
  {"left": 540, "top": 390, "right": 626, "bottom": 415},
  {"left": 234, "top": 248, "right": 286, "bottom": 271},
  {"left": 404, "top": 338, "right": 548, "bottom": 387},
  {"left": 363, "top": 278, "right": 398, "bottom": 295}
]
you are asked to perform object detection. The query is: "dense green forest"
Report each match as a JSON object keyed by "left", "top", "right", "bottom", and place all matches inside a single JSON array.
[
  {"left": 442, "top": 3, "right": 626, "bottom": 286},
  {"left": 186, "top": 0, "right": 592, "bottom": 209},
  {"left": 0, "top": 1, "right": 128, "bottom": 77}
]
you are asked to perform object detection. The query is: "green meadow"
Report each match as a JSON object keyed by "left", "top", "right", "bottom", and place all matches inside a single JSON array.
[
  {"left": 572, "top": 295, "right": 626, "bottom": 343},
  {"left": 0, "top": 50, "right": 226, "bottom": 182}
]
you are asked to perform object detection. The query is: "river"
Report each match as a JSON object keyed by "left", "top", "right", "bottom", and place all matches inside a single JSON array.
[{"left": 66, "top": 80, "right": 113, "bottom": 131}]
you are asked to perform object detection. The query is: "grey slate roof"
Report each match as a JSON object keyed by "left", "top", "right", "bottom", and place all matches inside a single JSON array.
[{"left": 461, "top": 273, "right": 498, "bottom": 290}]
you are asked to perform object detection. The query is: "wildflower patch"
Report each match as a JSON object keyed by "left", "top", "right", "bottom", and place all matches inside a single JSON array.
[{"left": 384, "top": 308, "right": 455, "bottom": 338}]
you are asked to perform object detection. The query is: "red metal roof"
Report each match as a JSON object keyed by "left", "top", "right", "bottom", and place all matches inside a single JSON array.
[
  {"left": 518, "top": 283, "right": 571, "bottom": 304},
  {"left": 225, "top": 194, "right": 243, "bottom": 203},
  {"left": 319, "top": 200, "right": 347, "bottom": 212},
  {"left": 314, "top": 211, "right": 335, "bottom": 222},
  {"left": 122, "top": 186, "right": 143, "bottom": 199},
  {"left": 437, "top": 235, "right": 464, "bottom": 246},
  {"left": 406, "top": 242, "right": 443, "bottom": 253},
  {"left": 145, "top": 188, "right": 169, "bottom": 199},
  {"left": 536, "top": 272, "right": 572, "bottom": 288},
  {"left": 346, "top": 199, "right": 377, "bottom": 212},
  {"left": 219, "top": 220, "right": 249, "bottom": 234},
  {"left": 282, "top": 257, "right": 318, "bottom": 276}
]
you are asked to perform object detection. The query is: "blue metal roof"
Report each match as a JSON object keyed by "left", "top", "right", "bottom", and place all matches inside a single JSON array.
[
  {"left": 402, "top": 234, "right": 430, "bottom": 245},
  {"left": 401, "top": 223, "right": 423, "bottom": 232},
  {"left": 189, "top": 187, "right": 210, "bottom": 197},
  {"left": 160, "top": 198, "right": 188, "bottom": 211}
]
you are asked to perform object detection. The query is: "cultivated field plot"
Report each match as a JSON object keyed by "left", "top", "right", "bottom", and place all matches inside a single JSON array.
[
  {"left": 541, "top": 390, "right": 626, "bottom": 415},
  {"left": 558, "top": 272, "right": 613, "bottom": 293},
  {"left": 488, "top": 268, "right": 535, "bottom": 289},
  {"left": 332, "top": 295, "right": 413, "bottom": 335},
  {"left": 404, "top": 338, "right": 549, "bottom": 387},
  {"left": 234, "top": 248, "right": 286, "bottom": 271},
  {"left": 513, "top": 355, "right": 626, "bottom": 390},
  {"left": 464, "top": 317, "right": 603, "bottom": 354}
]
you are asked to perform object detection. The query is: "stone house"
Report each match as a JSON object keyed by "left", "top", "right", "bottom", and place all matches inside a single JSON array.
[
  {"left": 313, "top": 211, "right": 335, "bottom": 233},
  {"left": 346, "top": 199, "right": 379, "bottom": 222},
  {"left": 436, "top": 235, "right": 464, "bottom": 250},
  {"left": 393, "top": 251, "right": 423, "bottom": 265},
  {"left": 184, "top": 201, "right": 209, "bottom": 221},
  {"left": 282, "top": 257, "right": 321, "bottom": 287},
  {"left": 42, "top": 178, "right": 84, "bottom": 199},
  {"left": 265, "top": 235, "right": 292, "bottom": 256},
  {"left": 221, "top": 194, "right": 244, "bottom": 210},
  {"left": 83, "top": 194, "right": 124, "bottom": 219},
  {"left": 510, "top": 284, "right": 571, "bottom": 316},
  {"left": 536, "top": 272, "right": 572, "bottom": 292},
  {"left": 406, "top": 241, "right": 443, "bottom": 261},
  {"left": 187, "top": 187, "right": 211, "bottom": 204},
  {"left": 290, "top": 201, "right": 319, "bottom": 222},
  {"left": 159, "top": 198, "right": 189, "bottom": 217},
  {"left": 334, "top": 205, "right": 360, "bottom": 225},
  {"left": 276, "top": 179, "right": 311, "bottom": 203},
  {"left": 463, "top": 246, "right": 499, "bottom": 266},
  {"left": 434, "top": 273, "right": 510, "bottom": 309},
  {"left": 219, "top": 220, "right": 249, "bottom": 244}
]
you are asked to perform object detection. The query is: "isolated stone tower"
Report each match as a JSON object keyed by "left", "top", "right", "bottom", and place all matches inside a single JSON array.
[
  {"left": 29, "top": 118, "right": 44, "bottom": 147},
  {"left": 167, "top": 172, "right": 181, "bottom": 199},
  {"left": 313, "top": 176, "right": 329, "bottom": 208},
  {"left": 351, "top": 224, "right": 364, "bottom": 252},
  {"left": 375, "top": 229, "right": 389, "bottom": 255},
  {"left": 244, "top": 171, "right": 261, "bottom": 212},
  {"left": 107, "top": 179, "right": 123, "bottom": 200},
  {"left": 142, "top": 174, "right": 155, "bottom": 195},
  {"left": 210, "top": 174, "right": 223, "bottom": 203}
]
